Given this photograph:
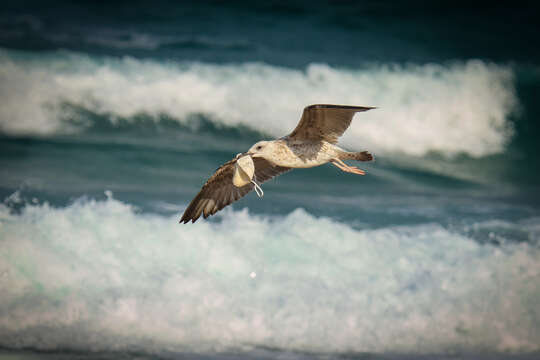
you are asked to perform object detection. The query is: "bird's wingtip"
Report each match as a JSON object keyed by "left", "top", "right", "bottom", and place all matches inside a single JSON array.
[
  {"left": 307, "top": 104, "right": 377, "bottom": 110},
  {"left": 179, "top": 215, "right": 191, "bottom": 224}
]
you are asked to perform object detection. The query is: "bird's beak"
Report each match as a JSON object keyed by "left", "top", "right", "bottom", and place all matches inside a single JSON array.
[{"left": 239, "top": 151, "right": 260, "bottom": 158}]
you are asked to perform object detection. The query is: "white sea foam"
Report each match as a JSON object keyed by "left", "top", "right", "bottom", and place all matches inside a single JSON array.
[
  {"left": 0, "top": 49, "right": 517, "bottom": 157},
  {"left": 0, "top": 196, "right": 539, "bottom": 354}
]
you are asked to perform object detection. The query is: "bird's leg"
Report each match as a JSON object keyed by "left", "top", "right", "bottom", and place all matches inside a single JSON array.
[
  {"left": 331, "top": 158, "right": 366, "bottom": 175},
  {"left": 334, "top": 158, "right": 366, "bottom": 174}
]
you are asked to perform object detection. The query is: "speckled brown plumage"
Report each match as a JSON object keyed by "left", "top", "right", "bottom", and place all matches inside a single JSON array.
[
  {"left": 180, "top": 157, "right": 290, "bottom": 223},
  {"left": 180, "top": 104, "right": 375, "bottom": 223}
]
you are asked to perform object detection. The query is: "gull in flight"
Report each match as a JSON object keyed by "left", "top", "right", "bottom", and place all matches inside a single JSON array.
[{"left": 180, "top": 104, "right": 375, "bottom": 223}]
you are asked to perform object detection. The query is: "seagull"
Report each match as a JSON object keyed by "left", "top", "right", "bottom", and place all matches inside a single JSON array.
[{"left": 180, "top": 104, "right": 375, "bottom": 223}]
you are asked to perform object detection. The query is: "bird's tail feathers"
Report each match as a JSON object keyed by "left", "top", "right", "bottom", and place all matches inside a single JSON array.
[{"left": 340, "top": 151, "right": 374, "bottom": 162}]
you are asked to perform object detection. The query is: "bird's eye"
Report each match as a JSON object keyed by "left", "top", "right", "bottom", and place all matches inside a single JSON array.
[{"left": 256, "top": 146, "right": 262, "bottom": 150}]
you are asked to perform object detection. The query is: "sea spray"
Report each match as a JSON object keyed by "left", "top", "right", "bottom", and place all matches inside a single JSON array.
[
  {"left": 1, "top": 196, "right": 539, "bottom": 353},
  {"left": 0, "top": 49, "right": 517, "bottom": 157}
]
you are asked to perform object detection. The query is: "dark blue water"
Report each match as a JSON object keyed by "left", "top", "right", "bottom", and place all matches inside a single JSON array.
[{"left": 1, "top": 1, "right": 540, "bottom": 359}]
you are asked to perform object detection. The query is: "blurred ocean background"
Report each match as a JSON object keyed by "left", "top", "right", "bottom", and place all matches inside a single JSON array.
[{"left": 1, "top": 1, "right": 540, "bottom": 359}]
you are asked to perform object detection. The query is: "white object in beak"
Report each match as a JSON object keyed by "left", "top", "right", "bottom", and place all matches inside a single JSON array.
[{"left": 233, "top": 155, "right": 255, "bottom": 187}]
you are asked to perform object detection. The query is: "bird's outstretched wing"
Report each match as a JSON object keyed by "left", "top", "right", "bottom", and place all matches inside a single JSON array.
[
  {"left": 180, "top": 157, "right": 290, "bottom": 223},
  {"left": 288, "top": 104, "right": 375, "bottom": 144}
]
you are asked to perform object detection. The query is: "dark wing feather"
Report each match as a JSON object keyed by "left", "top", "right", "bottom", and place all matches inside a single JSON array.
[
  {"left": 288, "top": 104, "right": 375, "bottom": 144},
  {"left": 180, "top": 157, "right": 290, "bottom": 223},
  {"left": 252, "top": 157, "right": 291, "bottom": 183}
]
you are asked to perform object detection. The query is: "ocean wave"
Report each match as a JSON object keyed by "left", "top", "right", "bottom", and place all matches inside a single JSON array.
[
  {"left": 0, "top": 195, "right": 539, "bottom": 354},
  {"left": 0, "top": 49, "right": 517, "bottom": 157}
]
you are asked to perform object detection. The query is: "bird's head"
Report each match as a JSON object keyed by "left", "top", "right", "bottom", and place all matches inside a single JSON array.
[{"left": 248, "top": 140, "right": 273, "bottom": 158}]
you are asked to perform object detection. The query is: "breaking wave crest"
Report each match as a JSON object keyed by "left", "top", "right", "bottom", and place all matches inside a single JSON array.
[
  {"left": 0, "top": 195, "right": 539, "bottom": 354},
  {"left": 0, "top": 49, "right": 517, "bottom": 157}
]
